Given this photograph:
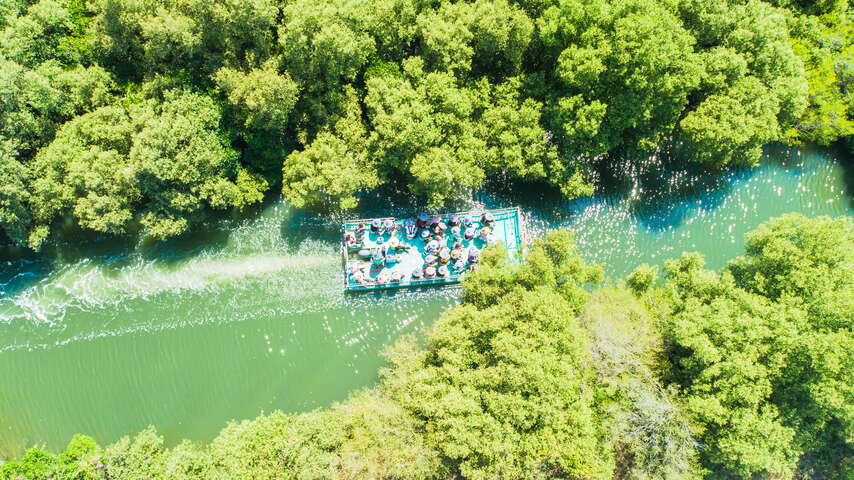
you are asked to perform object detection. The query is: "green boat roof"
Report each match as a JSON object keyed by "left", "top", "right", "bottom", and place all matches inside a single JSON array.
[{"left": 341, "top": 207, "right": 525, "bottom": 292}]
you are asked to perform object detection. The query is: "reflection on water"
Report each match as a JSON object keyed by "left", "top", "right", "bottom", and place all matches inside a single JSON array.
[{"left": 0, "top": 144, "right": 851, "bottom": 455}]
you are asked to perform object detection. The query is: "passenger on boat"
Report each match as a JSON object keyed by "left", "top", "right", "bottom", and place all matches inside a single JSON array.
[
  {"left": 424, "top": 254, "right": 438, "bottom": 266},
  {"left": 420, "top": 229, "right": 431, "bottom": 241},
  {"left": 434, "top": 222, "right": 447, "bottom": 236},
  {"left": 404, "top": 219, "right": 417, "bottom": 239},
  {"left": 438, "top": 247, "right": 451, "bottom": 264},
  {"left": 351, "top": 269, "right": 365, "bottom": 284},
  {"left": 390, "top": 270, "right": 403, "bottom": 283},
  {"left": 376, "top": 271, "right": 389, "bottom": 285},
  {"left": 478, "top": 226, "right": 491, "bottom": 242},
  {"left": 356, "top": 223, "right": 366, "bottom": 236},
  {"left": 370, "top": 219, "right": 382, "bottom": 233},
  {"left": 425, "top": 239, "right": 440, "bottom": 254},
  {"left": 416, "top": 213, "right": 429, "bottom": 229},
  {"left": 449, "top": 225, "right": 461, "bottom": 242},
  {"left": 437, "top": 265, "right": 449, "bottom": 277},
  {"left": 452, "top": 259, "right": 466, "bottom": 274},
  {"left": 388, "top": 236, "right": 401, "bottom": 250},
  {"left": 424, "top": 266, "right": 437, "bottom": 278},
  {"left": 411, "top": 267, "right": 424, "bottom": 279},
  {"left": 344, "top": 232, "right": 360, "bottom": 249},
  {"left": 449, "top": 214, "right": 460, "bottom": 227},
  {"left": 468, "top": 248, "right": 480, "bottom": 263},
  {"left": 481, "top": 212, "right": 494, "bottom": 226},
  {"left": 464, "top": 226, "right": 476, "bottom": 240},
  {"left": 430, "top": 215, "right": 441, "bottom": 229},
  {"left": 371, "top": 249, "right": 385, "bottom": 267},
  {"left": 450, "top": 247, "right": 462, "bottom": 260},
  {"left": 383, "top": 218, "right": 395, "bottom": 235}
]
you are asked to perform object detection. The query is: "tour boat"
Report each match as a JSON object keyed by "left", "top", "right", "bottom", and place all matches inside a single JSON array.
[{"left": 341, "top": 207, "right": 525, "bottom": 292}]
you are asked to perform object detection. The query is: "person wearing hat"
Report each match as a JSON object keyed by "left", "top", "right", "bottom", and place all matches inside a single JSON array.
[
  {"left": 449, "top": 225, "right": 461, "bottom": 242},
  {"left": 424, "top": 254, "right": 438, "bottom": 266},
  {"left": 344, "top": 232, "right": 360, "bottom": 249},
  {"left": 433, "top": 221, "right": 447, "bottom": 236},
  {"left": 449, "top": 214, "right": 460, "bottom": 227},
  {"left": 420, "top": 229, "right": 431, "bottom": 241},
  {"left": 356, "top": 223, "right": 366, "bottom": 236},
  {"left": 371, "top": 249, "right": 385, "bottom": 267},
  {"left": 468, "top": 247, "right": 480, "bottom": 263},
  {"left": 462, "top": 215, "right": 473, "bottom": 227},
  {"left": 425, "top": 239, "right": 440, "bottom": 255},
  {"left": 370, "top": 219, "right": 382, "bottom": 233},
  {"left": 464, "top": 226, "right": 476, "bottom": 240},
  {"left": 351, "top": 269, "right": 366, "bottom": 284},
  {"left": 404, "top": 219, "right": 417, "bottom": 239},
  {"left": 390, "top": 270, "right": 403, "bottom": 283},
  {"left": 481, "top": 212, "right": 494, "bottom": 226},
  {"left": 424, "top": 266, "right": 436, "bottom": 279},
  {"left": 411, "top": 267, "right": 424, "bottom": 280},
  {"left": 452, "top": 259, "right": 466, "bottom": 274},
  {"left": 416, "top": 213, "right": 429, "bottom": 229},
  {"left": 450, "top": 248, "right": 462, "bottom": 261},
  {"left": 389, "top": 236, "right": 401, "bottom": 250},
  {"left": 438, "top": 247, "right": 451, "bottom": 264},
  {"left": 478, "top": 226, "right": 491, "bottom": 242},
  {"left": 383, "top": 218, "right": 395, "bottom": 235},
  {"left": 437, "top": 265, "right": 449, "bottom": 277},
  {"left": 430, "top": 215, "right": 441, "bottom": 229}
]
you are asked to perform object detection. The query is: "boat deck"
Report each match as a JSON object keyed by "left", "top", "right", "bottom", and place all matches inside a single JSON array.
[{"left": 341, "top": 207, "right": 524, "bottom": 292}]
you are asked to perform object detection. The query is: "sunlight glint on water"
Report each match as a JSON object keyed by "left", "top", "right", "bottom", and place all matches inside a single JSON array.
[{"left": 0, "top": 145, "right": 850, "bottom": 455}]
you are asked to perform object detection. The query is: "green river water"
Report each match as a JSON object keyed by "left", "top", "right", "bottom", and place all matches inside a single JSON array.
[{"left": 0, "top": 145, "right": 851, "bottom": 456}]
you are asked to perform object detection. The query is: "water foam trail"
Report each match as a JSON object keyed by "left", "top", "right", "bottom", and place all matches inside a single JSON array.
[
  {"left": 0, "top": 200, "right": 357, "bottom": 348},
  {"left": 0, "top": 250, "right": 340, "bottom": 320},
  {"left": 0, "top": 228, "right": 460, "bottom": 352}
]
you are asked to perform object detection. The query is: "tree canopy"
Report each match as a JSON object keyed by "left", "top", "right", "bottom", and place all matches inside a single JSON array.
[
  {"left": 0, "top": 0, "right": 849, "bottom": 248},
  {"left": 657, "top": 214, "right": 853, "bottom": 479}
]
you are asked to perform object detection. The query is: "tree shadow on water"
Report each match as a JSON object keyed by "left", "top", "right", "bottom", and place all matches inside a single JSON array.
[
  {"left": 601, "top": 148, "right": 754, "bottom": 234},
  {"left": 835, "top": 143, "right": 854, "bottom": 209},
  {"left": 278, "top": 207, "right": 342, "bottom": 255},
  {"left": 470, "top": 151, "right": 746, "bottom": 235}
]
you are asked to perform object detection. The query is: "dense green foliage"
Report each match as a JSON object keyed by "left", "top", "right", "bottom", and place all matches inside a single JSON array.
[
  {"left": 4, "top": 214, "right": 850, "bottom": 480},
  {"left": 780, "top": 0, "right": 852, "bottom": 145},
  {"left": 654, "top": 213, "right": 853, "bottom": 480},
  {"left": 0, "top": 0, "right": 850, "bottom": 249}
]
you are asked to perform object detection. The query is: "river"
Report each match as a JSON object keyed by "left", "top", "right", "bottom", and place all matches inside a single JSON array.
[{"left": 0, "top": 145, "right": 851, "bottom": 456}]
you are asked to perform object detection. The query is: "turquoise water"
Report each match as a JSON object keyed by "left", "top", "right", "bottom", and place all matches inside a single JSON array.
[{"left": 0, "top": 145, "right": 850, "bottom": 456}]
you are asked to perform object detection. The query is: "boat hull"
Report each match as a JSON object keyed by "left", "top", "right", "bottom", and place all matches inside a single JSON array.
[{"left": 341, "top": 207, "right": 525, "bottom": 293}]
